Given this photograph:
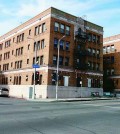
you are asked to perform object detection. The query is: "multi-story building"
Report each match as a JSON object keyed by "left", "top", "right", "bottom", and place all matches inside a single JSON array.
[
  {"left": 0, "top": 7, "right": 103, "bottom": 99},
  {"left": 103, "top": 34, "right": 120, "bottom": 96}
]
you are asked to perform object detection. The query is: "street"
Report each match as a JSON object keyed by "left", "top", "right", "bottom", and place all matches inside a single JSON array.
[{"left": 0, "top": 97, "right": 120, "bottom": 134}]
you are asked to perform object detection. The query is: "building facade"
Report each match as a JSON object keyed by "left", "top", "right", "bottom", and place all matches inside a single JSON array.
[
  {"left": 0, "top": 7, "right": 103, "bottom": 99},
  {"left": 103, "top": 34, "right": 120, "bottom": 96}
]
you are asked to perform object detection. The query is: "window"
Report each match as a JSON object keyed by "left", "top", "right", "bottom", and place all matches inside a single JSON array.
[
  {"left": 111, "top": 69, "right": 114, "bottom": 75},
  {"left": 13, "top": 37, "right": 15, "bottom": 42},
  {"left": 66, "top": 41, "right": 70, "bottom": 50},
  {"left": 97, "top": 50, "right": 100, "bottom": 58},
  {"left": 54, "top": 22, "right": 59, "bottom": 32},
  {"left": 60, "top": 24, "right": 65, "bottom": 33},
  {"left": 107, "top": 46, "right": 110, "bottom": 53},
  {"left": 34, "top": 42, "right": 36, "bottom": 51},
  {"left": 59, "top": 56, "right": 63, "bottom": 65},
  {"left": 40, "top": 56, "right": 44, "bottom": 65},
  {"left": 111, "top": 45, "right": 115, "bottom": 52},
  {"left": 65, "top": 57, "right": 69, "bottom": 66},
  {"left": 111, "top": 56, "right": 114, "bottom": 63},
  {"left": 39, "top": 25, "right": 42, "bottom": 34},
  {"left": 54, "top": 38, "right": 58, "bottom": 48},
  {"left": 36, "top": 56, "right": 40, "bottom": 64},
  {"left": 92, "top": 49, "right": 96, "bottom": 56},
  {"left": 0, "top": 54, "right": 2, "bottom": 61},
  {"left": 77, "top": 45, "right": 80, "bottom": 50},
  {"left": 39, "top": 75, "right": 42, "bottom": 85},
  {"left": 66, "top": 26, "right": 70, "bottom": 35},
  {"left": 103, "top": 47, "right": 106, "bottom": 54},
  {"left": 42, "top": 23, "right": 46, "bottom": 32},
  {"left": 35, "top": 26, "right": 39, "bottom": 35},
  {"left": 0, "top": 43, "right": 3, "bottom": 50},
  {"left": 27, "top": 59, "right": 29, "bottom": 64},
  {"left": 20, "top": 60, "right": 22, "bottom": 68},
  {"left": 107, "top": 69, "right": 110, "bottom": 75},
  {"left": 92, "top": 35, "right": 96, "bottom": 42},
  {"left": 53, "top": 55, "right": 57, "bottom": 65},
  {"left": 88, "top": 33, "right": 92, "bottom": 41},
  {"left": 28, "top": 44, "right": 30, "bottom": 50},
  {"left": 60, "top": 40, "right": 64, "bottom": 50},
  {"left": 29, "top": 29, "right": 31, "bottom": 35},
  {"left": 41, "top": 39, "right": 45, "bottom": 49},
  {"left": 12, "top": 50, "right": 14, "bottom": 55},
  {"left": 96, "top": 63, "right": 99, "bottom": 71},
  {"left": 96, "top": 36, "right": 100, "bottom": 44},
  {"left": 16, "top": 33, "right": 24, "bottom": 43},
  {"left": 5, "top": 40, "right": 11, "bottom": 48},
  {"left": 11, "top": 62, "right": 13, "bottom": 67},
  {"left": 37, "top": 41, "right": 40, "bottom": 50}
]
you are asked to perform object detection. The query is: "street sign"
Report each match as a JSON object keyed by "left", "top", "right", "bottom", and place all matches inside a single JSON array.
[{"left": 32, "top": 64, "right": 40, "bottom": 68}]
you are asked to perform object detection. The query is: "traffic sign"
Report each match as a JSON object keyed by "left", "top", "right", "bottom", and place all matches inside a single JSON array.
[{"left": 32, "top": 64, "right": 40, "bottom": 68}]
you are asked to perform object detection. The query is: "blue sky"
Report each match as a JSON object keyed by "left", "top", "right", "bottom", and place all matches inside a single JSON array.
[{"left": 0, "top": 0, "right": 120, "bottom": 37}]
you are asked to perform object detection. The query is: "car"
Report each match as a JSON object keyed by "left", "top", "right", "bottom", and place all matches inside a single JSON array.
[{"left": 0, "top": 88, "right": 9, "bottom": 97}]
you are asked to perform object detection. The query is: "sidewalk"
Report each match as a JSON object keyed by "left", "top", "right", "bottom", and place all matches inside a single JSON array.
[{"left": 28, "top": 97, "right": 119, "bottom": 102}]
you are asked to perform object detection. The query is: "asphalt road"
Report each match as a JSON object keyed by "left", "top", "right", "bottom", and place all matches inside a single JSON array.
[{"left": 0, "top": 97, "right": 120, "bottom": 134}]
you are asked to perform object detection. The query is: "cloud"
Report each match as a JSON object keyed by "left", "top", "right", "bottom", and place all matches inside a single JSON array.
[{"left": 0, "top": 0, "right": 120, "bottom": 37}]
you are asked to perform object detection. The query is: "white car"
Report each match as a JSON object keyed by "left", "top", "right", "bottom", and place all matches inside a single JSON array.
[{"left": 0, "top": 88, "right": 9, "bottom": 97}]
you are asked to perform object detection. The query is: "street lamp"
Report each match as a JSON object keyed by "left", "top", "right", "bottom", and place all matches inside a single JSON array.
[
  {"left": 56, "top": 35, "right": 66, "bottom": 100},
  {"left": 27, "top": 37, "right": 37, "bottom": 99}
]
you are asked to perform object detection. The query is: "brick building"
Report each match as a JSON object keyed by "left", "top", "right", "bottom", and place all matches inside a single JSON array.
[
  {"left": 0, "top": 7, "right": 103, "bottom": 99},
  {"left": 103, "top": 34, "right": 120, "bottom": 96}
]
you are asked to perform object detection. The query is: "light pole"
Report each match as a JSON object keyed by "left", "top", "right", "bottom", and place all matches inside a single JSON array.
[
  {"left": 27, "top": 37, "right": 37, "bottom": 99},
  {"left": 56, "top": 35, "right": 66, "bottom": 100}
]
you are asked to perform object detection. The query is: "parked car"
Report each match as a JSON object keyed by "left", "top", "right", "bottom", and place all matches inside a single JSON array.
[{"left": 0, "top": 88, "right": 9, "bottom": 97}]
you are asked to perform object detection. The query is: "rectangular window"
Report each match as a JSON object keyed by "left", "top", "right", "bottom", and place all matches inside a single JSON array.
[
  {"left": 29, "top": 29, "right": 31, "bottom": 35},
  {"left": 92, "top": 35, "right": 96, "bottom": 42},
  {"left": 0, "top": 43, "right": 3, "bottom": 50},
  {"left": 60, "top": 40, "right": 64, "bottom": 50},
  {"left": 60, "top": 24, "right": 65, "bottom": 33},
  {"left": 54, "top": 22, "right": 59, "bottom": 32},
  {"left": 42, "top": 23, "right": 46, "bottom": 32},
  {"left": 92, "top": 49, "right": 96, "bottom": 56},
  {"left": 111, "top": 56, "right": 114, "bottom": 63},
  {"left": 103, "top": 47, "right": 106, "bottom": 54},
  {"left": 66, "top": 26, "right": 70, "bottom": 35},
  {"left": 39, "top": 25, "right": 42, "bottom": 34},
  {"left": 37, "top": 41, "right": 40, "bottom": 50},
  {"left": 41, "top": 39, "right": 45, "bottom": 49},
  {"left": 111, "top": 68, "right": 114, "bottom": 75},
  {"left": 53, "top": 55, "right": 57, "bottom": 65},
  {"left": 65, "top": 57, "right": 69, "bottom": 66},
  {"left": 40, "top": 56, "right": 44, "bottom": 65},
  {"left": 96, "top": 36, "right": 100, "bottom": 44},
  {"left": 66, "top": 41, "right": 70, "bottom": 50},
  {"left": 35, "top": 26, "right": 39, "bottom": 35},
  {"left": 27, "top": 59, "right": 29, "bottom": 64},
  {"left": 111, "top": 45, "right": 115, "bottom": 52},
  {"left": 88, "top": 33, "right": 92, "bottom": 41},
  {"left": 54, "top": 38, "right": 58, "bottom": 48},
  {"left": 28, "top": 44, "right": 30, "bottom": 50},
  {"left": 107, "top": 46, "right": 110, "bottom": 53},
  {"left": 13, "top": 37, "right": 15, "bottom": 42},
  {"left": 59, "top": 56, "right": 63, "bottom": 65},
  {"left": 34, "top": 42, "right": 36, "bottom": 51}
]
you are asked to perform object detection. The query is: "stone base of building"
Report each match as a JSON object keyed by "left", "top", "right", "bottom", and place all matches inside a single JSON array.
[{"left": 0, "top": 85, "right": 103, "bottom": 99}]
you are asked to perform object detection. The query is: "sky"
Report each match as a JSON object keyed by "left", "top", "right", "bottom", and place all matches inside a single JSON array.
[{"left": 0, "top": 0, "right": 120, "bottom": 38}]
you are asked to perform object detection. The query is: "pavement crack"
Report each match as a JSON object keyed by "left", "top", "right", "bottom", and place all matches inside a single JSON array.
[{"left": 14, "top": 119, "right": 46, "bottom": 134}]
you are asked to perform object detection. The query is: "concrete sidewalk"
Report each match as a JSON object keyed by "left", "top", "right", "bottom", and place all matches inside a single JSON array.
[{"left": 27, "top": 97, "right": 119, "bottom": 102}]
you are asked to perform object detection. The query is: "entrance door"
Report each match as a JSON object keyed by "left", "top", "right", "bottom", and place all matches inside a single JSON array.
[
  {"left": 77, "top": 77, "right": 82, "bottom": 87},
  {"left": 64, "top": 76, "right": 69, "bottom": 86}
]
